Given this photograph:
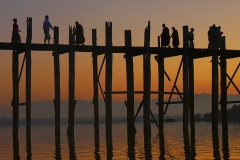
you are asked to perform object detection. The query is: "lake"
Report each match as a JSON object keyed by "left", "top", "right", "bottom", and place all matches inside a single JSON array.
[{"left": 0, "top": 121, "right": 240, "bottom": 159}]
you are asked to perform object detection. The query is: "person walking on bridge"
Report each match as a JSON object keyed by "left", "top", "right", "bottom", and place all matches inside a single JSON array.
[
  {"left": 170, "top": 27, "right": 179, "bottom": 48},
  {"left": 11, "top": 18, "right": 21, "bottom": 44},
  {"left": 188, "top": 28, "right": 194, "bottom": 48},
  {"left": 43, "top": 15, "right": 54, "bottom": 44},
  {"left": 74, "top": 21, "right": 85, "bottom": 45}
]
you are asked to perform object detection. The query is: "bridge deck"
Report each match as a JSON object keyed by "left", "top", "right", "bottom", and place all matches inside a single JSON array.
[{"left": 0, "top": 42, "right": 240, "bottom": 59}]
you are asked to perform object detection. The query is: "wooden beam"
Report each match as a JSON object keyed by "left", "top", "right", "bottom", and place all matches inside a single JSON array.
[
  {"left": 92, "top": 29, "right": 99, "bottom": 149},
  {"left": 105, "top": 22, "right": 113, "bottom": 153},
  {"left": 125, "top": 30, "right": 136, "bottom": 134},
  {"left": 12, "top": 54, "right": 19, "bottom": 135},
  {"left": 182, "top": 26, "right": 189, "bottom": 132},
  {"left": 53, "top": 26, "right": 61, "bottom": 136},
  {"left": 220, "top": 36, "right": 228, "bottom": 135},
  {"left": 25, "top": 20, "right": 32, "bottom": 160},
  {"left": 212, "top": 37, "right": 219, "bottom": 132},
  {"left": 143, "top": 21, "right": 151, "bottom": 134},
  {"left": 67, "top": 26, "right": 75, "bottom": 135},
  {"left": 157, "top": 35, "right": 165, "bottom": 157}
]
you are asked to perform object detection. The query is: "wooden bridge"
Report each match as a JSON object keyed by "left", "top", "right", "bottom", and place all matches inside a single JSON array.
[{"left": 1, "top": 17, "right": 240, "bottom": 159}]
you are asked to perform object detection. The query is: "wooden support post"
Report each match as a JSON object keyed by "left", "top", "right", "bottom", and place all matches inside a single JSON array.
[
  {"left": 92, "top": 29, "right": 100, "bottom": 149},
  {"left": 143, "top": 21, "right": 151, "bottom": 134},
  {"left": 67, "top": 26, "right": 75, "bottom": 135},
  {"left": 26, "top": 17, "right": 32, "bottom": 159},
  {"left": 183, "top": 26, "right": 189, "bottom": 132},
  {"left": 26, "top": 17, "right": 32, "bottom": 136},
  {"left": 125, "top": 30, "right": 135, "bottom": 134},
  {"left": 143, "top": 21, "right": 152, "bottom": 160},
  {"left": 212, "top": 34, "right": 219, "bottom": 132},
  {"left": 220, "top": 36, "right": 228, "bottom": 135},
  {"left": 12, "top": 48, "right": 19, "bottom": 133},
  {"left": 157, "top": 35, "right": 165, "bottom": 158},
  {"left": 189, "top": 54, "right": 196, "bottom": 159},
  {"left": 53, "top": 26, "right": 61, "bottom": 136},
  {"left": 105, "top": 22, "right": 113, "bottom": 153}
]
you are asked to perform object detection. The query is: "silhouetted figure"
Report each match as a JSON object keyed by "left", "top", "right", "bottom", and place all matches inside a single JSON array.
[
  {"left": 208, "top": 24, "right": 223, "bottom": 49},
  {"left": 160, "top": 24, "right": 170, "bottom": 48},
  {"left": 208, "top": 26, "right": 213, "bottom": 49},
  {"left": 188, "top": 28, "right": 194, "bottom": 48},
  {"left": 43, "top": 15, "right": 54, "bottom": 44},
  {"left": 74, "top": 21, "right": 85, "bottom": 45},
  {"left": 217, "top": 26, "right": 222, "bottom": 48},
  {"left": 11, "top": 18, "right": 21, "bottom": 44},
  {"left": 170, "top": 27, "right": 179, "bottom": 48}
]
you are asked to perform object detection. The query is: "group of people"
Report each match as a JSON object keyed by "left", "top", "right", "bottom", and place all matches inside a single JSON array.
[
  {"left": 160, "top": 23, "right": 195, "bottom": 48},
  {"left": 11, "top": 15, "right": 85, "bottom": 45},
  {"left": 208, "top": 24, "right": 223, "bottom": 49}
]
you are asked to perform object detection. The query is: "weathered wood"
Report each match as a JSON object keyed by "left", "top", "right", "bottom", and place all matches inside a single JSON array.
[
  {"left": 189, "top": 55, "right": 195, "bottom": 133},
  {"left": 92, "top": 29, "right": 99, "bottom": 149},
  {"left": 105, "top": 22, "right": 113, "bottom": 151},
  {"left": 53, "top": 26, "right": 61, "bottom": 137},
  {"left": 220, "top": 36, "right": 228, "bottom": 135},
  {"left": 125, "top": 30, "right": 135, "bottom": 133},
  {"left": 143, "top": 21, "right": 151, "bottom": 134},
  {"left": 157, "top": 35, "right": 165, "bottom": 158},
  {"left": 183, "top": 26, "right": 189, "bottom": 132},
  {"left": 67, "top": 26, "right": 76, "bottom": 135}
]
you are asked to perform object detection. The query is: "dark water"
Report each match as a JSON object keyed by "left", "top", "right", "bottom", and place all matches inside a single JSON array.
[{"left": 0, "top": 122, "right": 240, "bottom": 160}]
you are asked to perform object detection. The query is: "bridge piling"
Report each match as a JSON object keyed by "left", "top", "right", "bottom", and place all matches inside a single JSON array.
[
  {"left": 53, "top": 26, "right": 61, "bottom": 136},
  {"left": 92, "top": 29, "right": 100, "bottom": 149},
  {"left": 157, "top": 35, "right": 165, "bottom": 158},
  {"left": 105, "top": 22, "right": 113, "bottom": 154},
  {"left": 67, "top": 26, "right": 76, "bottom": 135}
]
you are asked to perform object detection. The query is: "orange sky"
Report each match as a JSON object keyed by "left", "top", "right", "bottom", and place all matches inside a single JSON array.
[{"left": 1, "top": 1, "right": 240, "bottom": 108}]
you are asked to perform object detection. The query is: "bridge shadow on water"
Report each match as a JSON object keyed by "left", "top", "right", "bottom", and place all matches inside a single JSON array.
[{"left": 12, "top": 129, "right": 231, "bottom": 160}]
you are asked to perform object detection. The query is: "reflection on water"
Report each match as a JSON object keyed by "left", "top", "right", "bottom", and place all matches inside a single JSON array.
[
  {"left": 26, "top": 134, "right": 32, "bottom": 160},
  {"left": 222, "top": 130, "right": 230, "bottom": 160},
  {"left": 13, "top": 134, "right": 20, "bottom": 160},
  {"left": 212, "top": 130, "right": 220, "bottom": 159},
  {"left": 1, "top": 122, "right": 239, "bottom": 159},
  {"left": 55, "top": 134, "right": 61, "bottom": 160},
  {"left": 68, "top": 134, "right": 76, "bottom": 160}
]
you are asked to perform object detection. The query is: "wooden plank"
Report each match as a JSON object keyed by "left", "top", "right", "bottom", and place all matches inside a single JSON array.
[
  {"left": 67, "top": 26, "right": 75, "bottom": 135},
  {"left": 53, "top": 26, "right": 61, "bottom": 136},
  {"left": 92, "top": 29, "right": 100, "bottom": 149}
]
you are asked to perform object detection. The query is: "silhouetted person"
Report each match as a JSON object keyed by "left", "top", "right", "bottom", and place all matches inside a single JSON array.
[
  {"left": 43, "top": 15, "right": 54, "bottom": 44},
  {"left": 188, "top": 28, "right": 194, "bottom": 48},
  {"left": 208, "top": 26, "right": 213, "bottom": 49},
  {"left": 74, "top": 21, "right": 85, "bottom": 45},
  {"left": 11, "top": 18, "right": 21, "bottom": 44},
  {"left": 217, "top": 26, "right": 222, "bottom": 48},
  {"left": 160, "top": 24, "right": 170, "bottom": 48},
  {"left": 170, "top": 27, "right": 179, "bottom": 48}
]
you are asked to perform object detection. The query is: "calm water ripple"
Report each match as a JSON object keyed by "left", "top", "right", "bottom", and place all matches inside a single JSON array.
[{"left": 0, "top": 122, "right": 240, "bottom": 159}]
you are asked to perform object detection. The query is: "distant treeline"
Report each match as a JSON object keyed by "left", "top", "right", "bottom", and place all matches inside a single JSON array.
[{"left": 202, "top": 104, "right": 240, "bottom": 122}]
